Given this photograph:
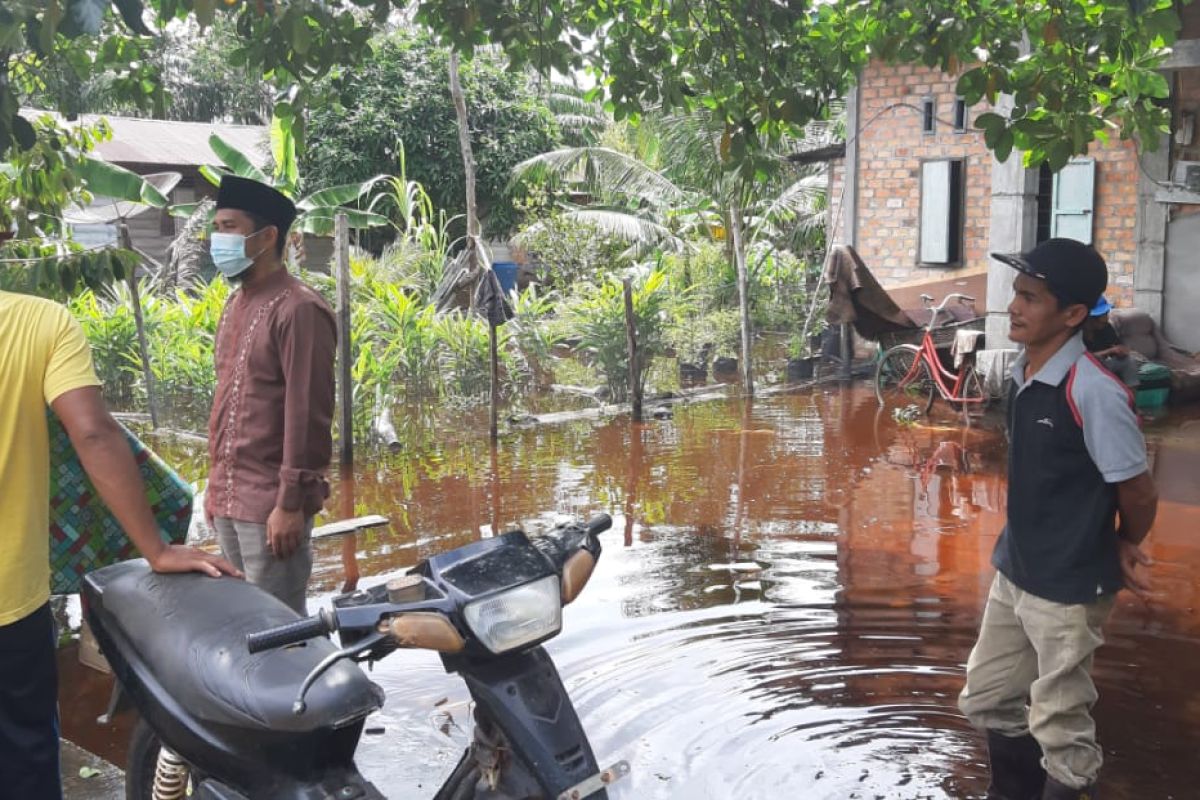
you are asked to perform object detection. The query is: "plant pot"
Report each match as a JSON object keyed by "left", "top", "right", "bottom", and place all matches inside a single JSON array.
[
  {"left": 713, "top": 356, "right": 738, "bottom": 374},
  {"left": 787, "top": 356, "right": 816, "bottom": 381}
]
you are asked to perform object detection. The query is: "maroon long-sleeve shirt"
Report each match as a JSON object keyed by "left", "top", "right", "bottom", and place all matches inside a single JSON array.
[{"left": 205, "top": 267, "right": 336, "bottom": 523}]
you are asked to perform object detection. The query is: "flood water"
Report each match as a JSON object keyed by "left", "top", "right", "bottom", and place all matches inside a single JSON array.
[{"left": 61, "top": 385, "right": 1200, "bottom": 798}]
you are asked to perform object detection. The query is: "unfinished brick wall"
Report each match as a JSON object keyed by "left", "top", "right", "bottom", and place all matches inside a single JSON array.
[
  {"left": 840, "top": 60, "right": 993, "bottom": 286},
  {"left": 829, "top": 60, "right": 1142, "bottom": 308},
  {"left": 1089, "top": 144, "right": 1139, "bottom": 309}
]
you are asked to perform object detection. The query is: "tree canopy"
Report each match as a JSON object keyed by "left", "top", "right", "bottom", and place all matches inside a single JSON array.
[
  {"left": 1, "top": 0, "right": 1191, "bottom": 184},
  {"left": 302, "top": 29, "right": 560, "bottom": 236}
]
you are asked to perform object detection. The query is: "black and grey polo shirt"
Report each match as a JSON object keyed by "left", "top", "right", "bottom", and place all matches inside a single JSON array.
[{"left": 992, "top": 333, "right": 1147, "bottom": 605}]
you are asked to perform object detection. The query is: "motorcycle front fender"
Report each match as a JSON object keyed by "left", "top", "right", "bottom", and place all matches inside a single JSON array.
[{"left": 455, "top": 646, "right": 606, "bottom": 799}]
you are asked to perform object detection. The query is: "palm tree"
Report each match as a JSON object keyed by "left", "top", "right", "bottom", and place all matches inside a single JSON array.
[{"left": 512, "top": 105, "right": 841, "bottom": 394}]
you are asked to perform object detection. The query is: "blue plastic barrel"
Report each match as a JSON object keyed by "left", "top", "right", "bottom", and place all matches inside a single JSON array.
[{"left": 492, "top": 261, "right": 519, "bottom": 294}]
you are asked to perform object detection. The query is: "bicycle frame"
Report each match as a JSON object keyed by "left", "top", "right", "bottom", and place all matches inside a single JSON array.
[{"left": 897, "top": 293, "right": 985, "bottom": 405}]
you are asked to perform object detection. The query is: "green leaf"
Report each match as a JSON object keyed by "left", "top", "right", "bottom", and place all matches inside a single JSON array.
[
  {"left": 199, "top": 165, "right": 227, "bottom": 188},
  {"left": 297, "top": 175, "right": 390, "bottom": 210},
  {"left": 994, "top": 128, "right": 1015, "bottom": 162},
  {"left": 295, "top": 208, "right": 389, "bottom": 236},
  {"left": 77, "top": 158, "right": 169, "bottom": 207},
  {"left": 78, "top": 766, "right": 101, "bottom": 780},
  {"left": 973, "top": 112, "right": 1006, "bottom": 132},
  {"left": 1047, "top": 140, "right": 1073, "bottom": 173},
  {"left": 270, "top": 114, "right": 299, "bottom": 195},
  {"left": 207, "top": 134, "right": 269, "bottom": 183}
]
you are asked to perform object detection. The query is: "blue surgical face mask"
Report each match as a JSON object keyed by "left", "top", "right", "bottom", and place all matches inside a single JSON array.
[{"left": 210, "top": 230, "right": 267, "bottom": 279}]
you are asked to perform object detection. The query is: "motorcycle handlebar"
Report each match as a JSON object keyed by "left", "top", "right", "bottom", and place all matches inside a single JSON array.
[
  {"left": 247, "top": 610, "right": 335, "bottom": 654},
  {"left": 585, "top": 513, "right": 613, "bottom": 537}
]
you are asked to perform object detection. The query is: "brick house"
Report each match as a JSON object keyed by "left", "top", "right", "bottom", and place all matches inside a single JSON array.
[{"left": 829, "top": 5, "right": 1200, "bottom": 353}]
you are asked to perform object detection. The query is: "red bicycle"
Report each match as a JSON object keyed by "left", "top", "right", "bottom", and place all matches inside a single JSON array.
[{"left": 874, "top": 293, "right": 987, "bottom": 419}]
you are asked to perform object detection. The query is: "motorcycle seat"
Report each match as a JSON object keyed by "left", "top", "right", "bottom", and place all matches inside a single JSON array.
[{"left": 84, "top": 560, "right": 383, "bottom": 733}]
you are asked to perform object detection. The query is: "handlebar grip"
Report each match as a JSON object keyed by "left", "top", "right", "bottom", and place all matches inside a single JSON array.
[
  {"left": 247, "top": 612, "right": 333, "bottom": 654},
  {"left": 585, "top": 513, "right": 613, "bottom": 536},
  {"left": 959, "top": 294, "right": 976, "bottom": 303}
]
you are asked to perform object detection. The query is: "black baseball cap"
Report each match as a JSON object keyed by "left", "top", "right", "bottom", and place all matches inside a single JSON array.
[{"left": 991, "top": 238, "right": 1108, "bottom": 309}]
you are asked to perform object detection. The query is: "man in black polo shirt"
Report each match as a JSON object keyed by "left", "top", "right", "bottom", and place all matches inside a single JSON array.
[{"left": 958, "top": 239, "right": 1158, "bottom": 800}]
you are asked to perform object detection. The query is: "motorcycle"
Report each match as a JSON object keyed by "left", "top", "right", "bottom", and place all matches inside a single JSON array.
[{"left": 82, "top": 513, "right": 629, "bottom": 800}]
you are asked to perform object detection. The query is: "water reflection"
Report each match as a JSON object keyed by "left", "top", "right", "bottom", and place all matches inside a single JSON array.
[{"left": 63, "top": 386, "right": 1200, "bottom": 799}]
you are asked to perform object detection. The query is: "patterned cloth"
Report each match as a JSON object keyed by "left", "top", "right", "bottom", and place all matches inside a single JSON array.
[{"left": 47, "top": 411, "right": 192, "bottom": 594}]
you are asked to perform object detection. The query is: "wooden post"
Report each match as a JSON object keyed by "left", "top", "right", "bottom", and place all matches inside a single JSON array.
[
  {"left": 488, "top": 321, "right": 499, "bottom": 441},
  {"left": 729, "top": 202, "right": 754, "bottom": 397},
  {"left": 335, "top": 213, "right": 353, "bottom": 467},
  {"left": 119, "top": 223, "right": 159, "bottom": 428},
  {"left": 622, "top": 278, "right": 642, "bottom": 421},
  {"left": 489, "top": 441, "right": 501, "bottom": 537},
  {"left": 338, "top": 465, "right": 359, "bottom": 593},
  {"left": 840, "top": 322, "right": 853, "bottom": 381}
]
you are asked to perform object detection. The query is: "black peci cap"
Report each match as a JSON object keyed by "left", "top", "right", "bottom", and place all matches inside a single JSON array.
[
  {"left": 991, "top": 238, "right": 1107, "bottom": 309},
  {"left": 216, "top": 175, "right": 297, "bottom": 235}
]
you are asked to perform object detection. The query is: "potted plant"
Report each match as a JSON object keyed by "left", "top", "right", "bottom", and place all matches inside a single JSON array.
[
  {"left": 667, "top": 318, "right": 712, "bottom": 384},
  {"left": 786, "top": 332, "right": 817, "bottom": 381}
]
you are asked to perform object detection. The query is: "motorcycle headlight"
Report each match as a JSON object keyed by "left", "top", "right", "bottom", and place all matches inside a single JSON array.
[{"left": 463, "top": 575, "right": 562, "bottom": 654}]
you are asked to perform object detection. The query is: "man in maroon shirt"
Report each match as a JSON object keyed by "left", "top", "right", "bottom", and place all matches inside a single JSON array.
[{"left": 204, "top": 176, "right": 336, "bottom": 614}]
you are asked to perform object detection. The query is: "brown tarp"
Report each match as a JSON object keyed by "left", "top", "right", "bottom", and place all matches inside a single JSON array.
[
  {"left": 823, "top": 244, "right": 978, "bottom": 341},
  {"left": 823, "top": 244, "right": 918, "bottom": 340}
]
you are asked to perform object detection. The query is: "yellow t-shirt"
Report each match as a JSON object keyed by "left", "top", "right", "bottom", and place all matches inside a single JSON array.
[{"left": 0, "top": 291, "right": 100, "bottom": 626}]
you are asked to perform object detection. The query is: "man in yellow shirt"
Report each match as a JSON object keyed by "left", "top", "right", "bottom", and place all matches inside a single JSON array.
[{"left": 0, "top": 290, "right": 240, "bottom": 800}]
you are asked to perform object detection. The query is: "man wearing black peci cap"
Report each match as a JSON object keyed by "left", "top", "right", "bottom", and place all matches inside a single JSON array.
[
  {"left": 204, "top": 175, "right": 337, "bottom": 614},
  {"left": 957, "top": 238, "right": 1158, "bottom": 800}
]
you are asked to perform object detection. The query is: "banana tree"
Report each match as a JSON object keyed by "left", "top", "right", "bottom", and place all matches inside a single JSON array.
[{"left": 176, "top": 132, "right": 390, "bottom": 237}]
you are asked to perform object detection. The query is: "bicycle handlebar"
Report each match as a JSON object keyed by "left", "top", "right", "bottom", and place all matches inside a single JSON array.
[{"left": 923, "top": 293, "right": 977, "bottom": 332}]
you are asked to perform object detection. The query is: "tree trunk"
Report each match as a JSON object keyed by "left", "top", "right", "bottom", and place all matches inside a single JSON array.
[
  {"left": 623, "top": 278, "right": 642, "bottom": 421},
  {"left": 729, "top": 202, "right": 754, "bottom": 396},
  {"left": 448, "top": 51, "right": 481, "bottom": 298},
  {"left": 119, "top": 223, "right": 160, "bottom": 428}
]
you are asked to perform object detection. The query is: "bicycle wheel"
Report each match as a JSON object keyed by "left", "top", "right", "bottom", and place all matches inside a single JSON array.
[
  {"left": 953, "top": 365, "right": 988, "bottom": 422},
  {"left": 875, "top": 344, "right": 936, "bottom": 416}
]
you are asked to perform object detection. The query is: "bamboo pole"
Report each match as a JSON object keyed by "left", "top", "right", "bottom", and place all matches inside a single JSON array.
[
  {"left": 334, "top": 213, "right": 353, "bottom": 467},
  {"left": 623, "top": 278, "right": 642, "bottom": 421},
  {"left": 119, "top": 223, "right": 159, "bottom": 428}
]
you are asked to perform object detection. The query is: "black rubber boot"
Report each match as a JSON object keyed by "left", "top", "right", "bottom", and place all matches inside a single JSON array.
[
  {"left": 1041, "top": 775, "right": 1098, "bottom": 800},
  {"left": 985, "top": 730, "right": 1047, "bottom": 800}
]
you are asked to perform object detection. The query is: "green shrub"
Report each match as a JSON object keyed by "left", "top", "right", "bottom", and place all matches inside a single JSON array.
[{"left": 562, "top": 268, "right": 669, "bottom": 402}]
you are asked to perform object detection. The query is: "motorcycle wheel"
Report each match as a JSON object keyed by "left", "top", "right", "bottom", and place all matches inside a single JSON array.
[{"left": 125, "top": 718, "right": 192, "bottom": 800}]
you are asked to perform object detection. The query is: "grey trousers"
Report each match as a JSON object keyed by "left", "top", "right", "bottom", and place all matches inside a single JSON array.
[
  {"left": 213, "top": 516, "right": 314, "bottom": 615},
  {"left": 959, "top": 572, "right": 1115, "bottom": 789}
]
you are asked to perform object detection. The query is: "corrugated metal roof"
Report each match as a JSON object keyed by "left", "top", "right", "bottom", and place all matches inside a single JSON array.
[
  {"left": 88, "top": 114, "right": 269, "bottom": 169},
  {"left": 21, "top": 109, "right": 269, "bottom": 169}
]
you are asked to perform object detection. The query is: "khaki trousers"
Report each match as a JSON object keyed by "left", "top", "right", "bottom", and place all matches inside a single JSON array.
[
  {"left": 213, "top": 516, "right": 314, "bottom": 615},
  {"left": 959, "top": 572, "right": 1115, "bottom": 789}
]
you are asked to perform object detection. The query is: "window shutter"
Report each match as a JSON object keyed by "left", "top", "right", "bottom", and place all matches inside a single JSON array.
[
  {"left": 920, "top": 161, "right": 952, "bottom": 263},
  {"left": 1051, "top": 159, "right": 1096, "bottom": 244}
]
